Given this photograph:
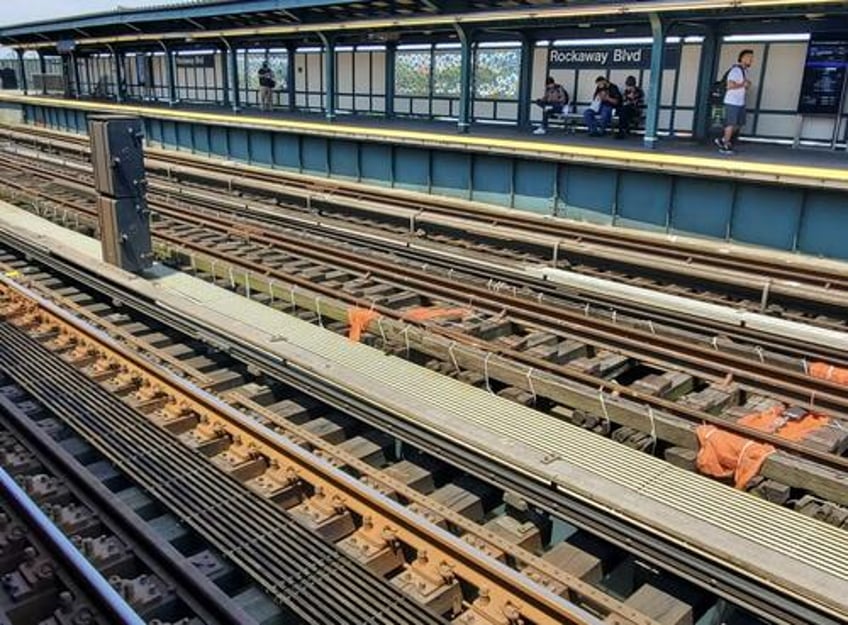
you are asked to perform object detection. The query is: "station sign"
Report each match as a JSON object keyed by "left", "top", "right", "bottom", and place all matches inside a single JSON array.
[
  {"left": 548, "top": 44, "right": 680, "bottom": 70},
  {"left": 175, "top": 55, "right": 216, "bottom": 69},
  {"left": 797, "top": 34, "right": 848, "bottom": 115}
]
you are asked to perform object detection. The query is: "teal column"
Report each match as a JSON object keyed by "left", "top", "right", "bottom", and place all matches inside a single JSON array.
[
  {"left": 286, "top": 43, "right": 297, "bottom": 111},
  {"left": 165, "top": 47, "right": 177, "bottom": 105},
  {"left": 693, "top": 26, "right": 719, "bottom": 141},
  {"left": 517, "top": 33, "right": 534, "bottom": 129},
  {"left": 71, "top": 53, "right": 82, "bottom": 98},
  {"left": 113, "top": 49, "right": 125, "bottom": 102},
  {"left": 456, "top": 25, "right": 473, "bottom": 133},
  {"left": 228, "top": 43, "right": 240, "bottom": 112},
  {"left": 220, "top": 44, "right": 230, "bottom": 107},
  {"left": 385, "top": 41, "right": 396, "bottom": 118},
  {"left": 17, "top": 50, "right": 28, "bottom": 94},
  {"left": 38, "top": 52, "right": 47, "bottom": 94},
  {"left": 321, "top": 34, "right": 336, "bottom": 121},
  {"left": 643, "top": 13, "right": 665, "bottom": 149}
]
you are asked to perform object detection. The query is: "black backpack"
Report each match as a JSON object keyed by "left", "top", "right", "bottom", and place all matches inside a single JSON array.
[{"left": 710, "top": 64, "right": 742, "bottom": 105}]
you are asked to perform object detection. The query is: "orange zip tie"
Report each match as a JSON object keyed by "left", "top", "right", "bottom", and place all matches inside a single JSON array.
[{"left": 347, "top": 307, "right": 380, "bottom": 343}]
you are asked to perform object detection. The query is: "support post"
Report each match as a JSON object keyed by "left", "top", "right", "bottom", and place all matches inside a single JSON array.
[
  {"left": 384, "top": 41, "right": 396, "bottom": 118},
  {"left": 111, "top": 47, "right": 124, "bottom": 103},
  {"left": 456, "top": 24, "right": 473, "bottom": 133},
  {"left": 319, "top": 33, "right": 336, "bottom": 121},
  {"left": 38, "top": 52, "right": 47, "bottom": 94},
  {"left": 286, "top": 43, "right": 297, "bottom": 111},
  {"left": 693, "top": 26, "right": 719, "bottom": 141},
  {"left": 164, "top": 45, "right": 177, "bottom": 105},
  {"left": 17, "top": 50, "right": 28, "bottom": 95},
  {"left": 643, "top": 13, "right": 665, "bottom": 149},
  {"left": 517, "top": 32, "right": 534, "bottom": 129},
  {"left": 71, "top": 53, "right": 82, "bottom": 99},
  {"left": 220, "top": 44, "right": 230, "bottom": 107},
  {"left": 227, "top": 41, "right": 240, "bottom": 112}
]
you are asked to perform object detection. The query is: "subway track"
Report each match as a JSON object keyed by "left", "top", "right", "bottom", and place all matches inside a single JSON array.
[
  {"left": 1, "top": 145, "right": 848, "bottom": 508},
  {"left": 2, "top": 122, "right": 847, "bottom": 331},
  {"left": 0, "top": 225, "right": 837, "bottom": 625},
  {"left": 0, "top": 377, "right": 274, "bottom": 625}
]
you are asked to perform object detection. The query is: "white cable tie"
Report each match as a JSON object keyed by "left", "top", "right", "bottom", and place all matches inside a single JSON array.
[
  {"left": 646, "top": 404, "right": 657, "bottom": 454},
  {"left": 809, "top": 391, "right": 816, "bottom": 410},
  {"left": 268, "top": 280, "right": 276, "bottom": 303},
  {"left": 448, "top": 341, "right": 461, "bottom": 375},
  {"left": 244, "top": 272, "right": 251, "bottom": 298},
  {"left": 401, "top": 325, "right": 412, "bottom": 358},
  {"left": 597, "top": 386, "right": 611, "bottom": 433},
  {"left": 712, "top": 336, "right": 719, "bottom": 351},
  {"left": 584, "top": 302, "right": 590, "bottom": 317},
  {"left": 376, "top": 317, "right": 388, "bottom": 350},
  {"left": 484, "top": 352, "right": 495, "bottom": 395},
  {"left": 487, "top": 278, "right": 494, "bottom": 291},
  {"left": 802, "top": 358, "right": 809, "bottom": 375},
  {"left": 648, "top": 320, "right": 656, "bottom": 335},
  {"left": 189, "top": 254, "right": 197, "bottom": 274},
  {"left": 526, "top": 368, "right": 537, "bottom": 405},
  {"left": 611, "top": 310, "right": 617, "bottom": 325},
  {"left": 754, "top": 345, "right": 765, "bottom": 363},
  {"left": 289, "top": 285, "right": 297, "bottom": 312},
  {"left": 228, "top": 266, "right": 236, "bottom": 289},
  {"left": 315, "top": 297, "right": 324, "bottom": 328},
  {"left": 537, "top": 292, "right": 544, "bottom": 303}
]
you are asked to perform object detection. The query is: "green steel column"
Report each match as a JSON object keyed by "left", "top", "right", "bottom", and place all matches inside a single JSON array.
[
  {"left": 220, "top": 44, "right": 230, "bottom": 107},
  {"left": 321, "top": 34, "right": 336, "bottom": 121},
  {"left": 228, "top": 43, "right": 240, "bottom": 112},
  {"left": 286, "top": 43, "right": 297, "bottom": 111},
  {"left": 71, "top": 53, "right": 82, "bottom": 98},
  {"left": 17, "top": 50, "right": 28, "bottom": 95},
  {"left": 456, "top": 25, "right": 473, "bottom": 133},
  {"left": 165, "top": 46, "right": 177, "bottom": 105},
  {"left": 385, "top": 41, "right": 396, "bottom": 118},
  {"left": 37, "top": 52, "right": 47, "bottom": 94},
  {"left": 643, "top": 13, "right": 665, "bottom": 149},
  {"left": 693, "top": 26, "right": 719, "bottom": 141},
  {"left": 113, "top": 49, "right": 125, "bottom": 103},
  {"left": 517, "top": 33, "right": 534, "bottom": 129}
]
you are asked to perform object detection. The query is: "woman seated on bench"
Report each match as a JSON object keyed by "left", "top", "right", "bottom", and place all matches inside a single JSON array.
[{"left": 532, "top": 76, "right": 570, "bottom": 135}]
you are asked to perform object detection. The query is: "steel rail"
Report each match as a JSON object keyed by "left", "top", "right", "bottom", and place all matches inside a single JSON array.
[
  {"left": 0, "top": 323, "right": 450, "bottom": 625},
  {"left": 0, "top": 465, "right": 147, "bottom": 625},
  {"left": 0, "top": 153, "right": 846, "bottom": 471},
  {"left": 0, "top": 279, "right": 609, "bottom": 625},
  {"left": 0, "top": 395, "right": 257, "bottom": 625},
  {"left": 0, "top": 227, "right": 838, "bottom": 625},
  {"left": 3, "top": 124, "right": 848, "bottom": 298}
]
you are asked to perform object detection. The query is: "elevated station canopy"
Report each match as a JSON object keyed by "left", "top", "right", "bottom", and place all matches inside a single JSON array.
[{"left": 2, "top": 0, "right": 847, "bottom": 51}]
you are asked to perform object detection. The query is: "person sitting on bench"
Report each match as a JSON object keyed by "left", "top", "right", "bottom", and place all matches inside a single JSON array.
[
  {"left": 584, "top": 76, "right": 621, "bottom": 137},
  {"left": 532, "top": 76, "right": 569, "bottom": 135},
  {"left": 617, "top": 75, "right": 644, "bottom": 139}
]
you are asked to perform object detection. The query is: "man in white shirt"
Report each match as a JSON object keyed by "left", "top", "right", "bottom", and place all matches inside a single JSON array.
[{"left": 715, "top": 49, "right": 754, "bottom": 155}]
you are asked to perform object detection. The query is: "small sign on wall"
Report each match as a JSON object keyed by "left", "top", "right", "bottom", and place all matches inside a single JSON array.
[{"left": 548, "top": 44, "right": 681, "bottom": 70}]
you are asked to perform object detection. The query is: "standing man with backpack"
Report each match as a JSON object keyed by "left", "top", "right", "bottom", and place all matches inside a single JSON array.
[
  {"left": 715, "top": 49, "right": 754, "bottom": 155},
  {"left": 258, "top": 61, "right": 276, "bottom": 112}
]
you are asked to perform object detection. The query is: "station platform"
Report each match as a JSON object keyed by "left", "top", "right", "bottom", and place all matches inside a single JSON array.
[
  {"left": 2, "top": 92, "right": 846, "bottom": 191},
  {"left": 1, "top": 200, "right": 847, "bottom": 620}
]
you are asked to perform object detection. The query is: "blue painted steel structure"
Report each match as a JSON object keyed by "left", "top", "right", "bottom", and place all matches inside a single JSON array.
[{"left": 16, "top": 100, "right": 848, "bottom": 261}]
